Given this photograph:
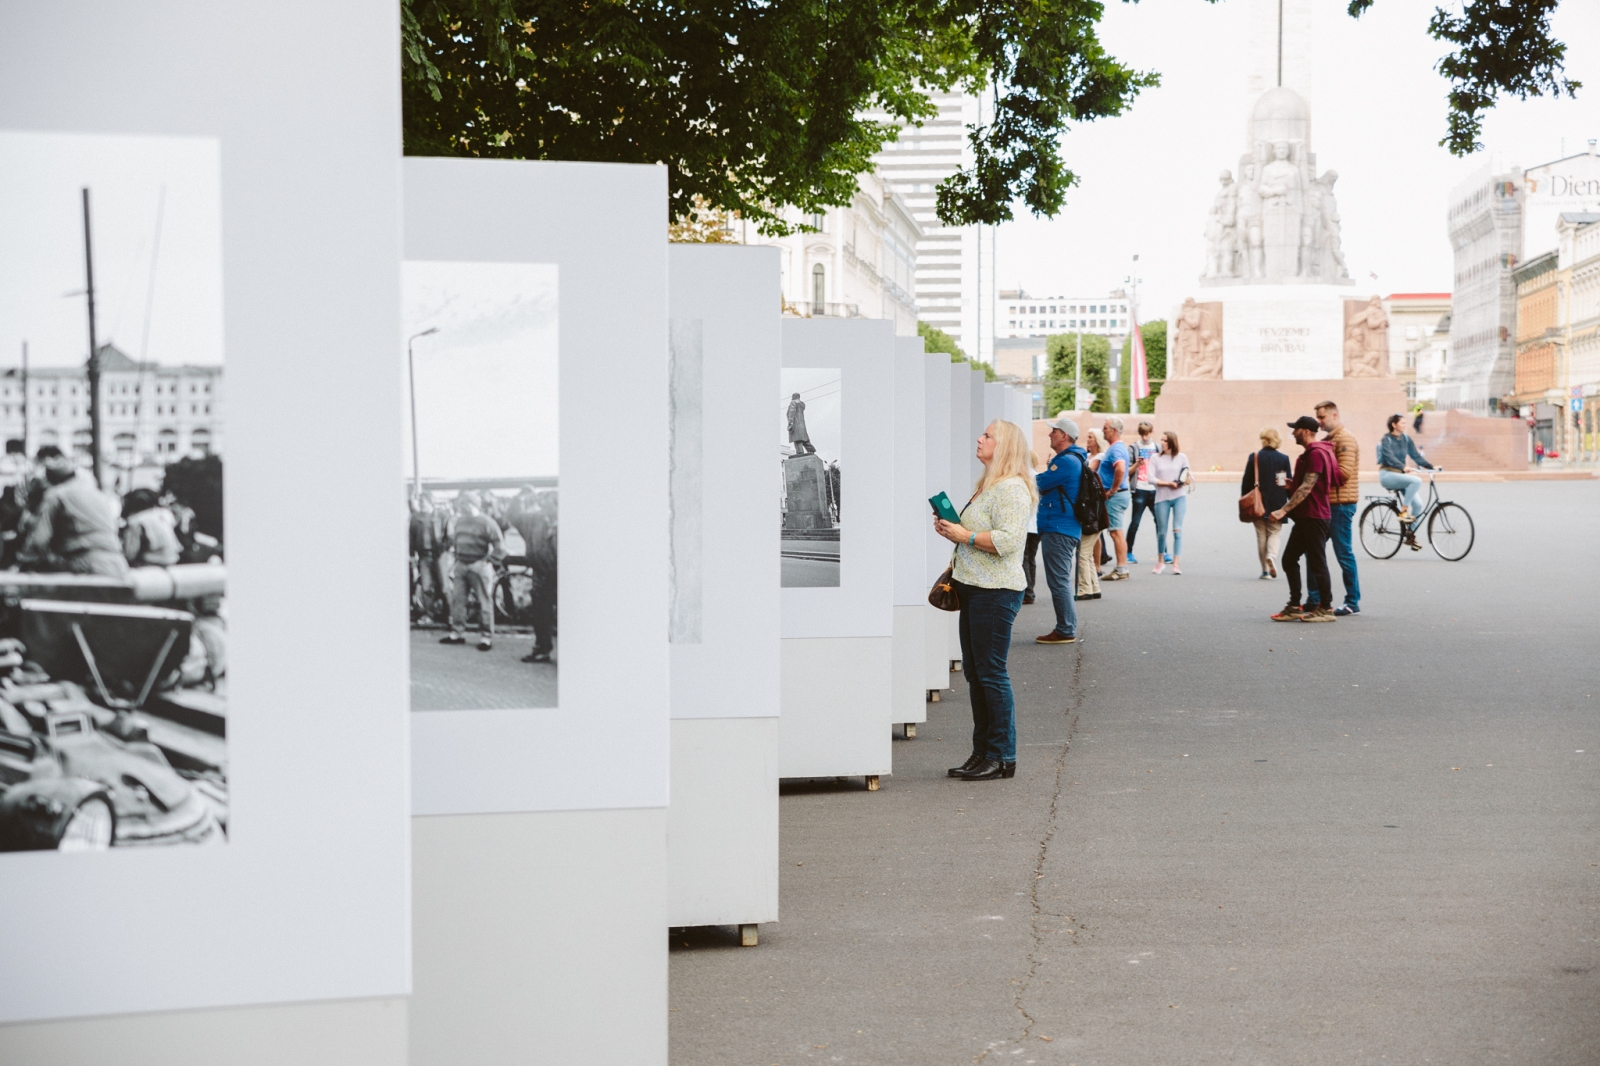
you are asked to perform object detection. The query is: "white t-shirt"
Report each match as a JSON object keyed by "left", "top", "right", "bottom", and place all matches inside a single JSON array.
[
  {"left": 1149, "top": 452, "right": 1191, "bottom": 503},
  {"left": 1132, "top": 439, "right": 1158, "bottom": 491}
]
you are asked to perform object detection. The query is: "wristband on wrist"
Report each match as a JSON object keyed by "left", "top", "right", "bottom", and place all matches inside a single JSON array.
[{"left": 968, "top": 532, "right": 975, "bottom": 547}]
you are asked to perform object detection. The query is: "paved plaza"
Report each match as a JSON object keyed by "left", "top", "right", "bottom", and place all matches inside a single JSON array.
[
  {"left": 671, "top": 479, "right": 1600, "bottom": 1064},
  {"left": 409, "top": 628, "right": 556, "bottom": 710}
]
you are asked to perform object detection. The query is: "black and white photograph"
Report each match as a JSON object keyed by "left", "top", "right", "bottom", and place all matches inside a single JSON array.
[
  {"left": 404, "top": 260, "right": 559, "bottom": 710},
  {"left": 780, "top": 367, "right": 840, "bottom": 588},
  {"left": 0, "top": 130, "right": 228, "bottom": 852}
]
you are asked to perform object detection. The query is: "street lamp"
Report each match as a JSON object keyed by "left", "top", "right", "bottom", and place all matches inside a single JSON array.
[{"left": 407, "top": 327, "right": 439, "bottom": 497}]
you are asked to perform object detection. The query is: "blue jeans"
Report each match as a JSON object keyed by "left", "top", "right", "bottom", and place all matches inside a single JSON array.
[
  {"left": 956, "top": 581, "right": 1023, "bottom": 763},
  {"left": 1126, "top": 489, "right": 1156, "bottom": 551},
  {"left": 1038, "top": 532, "right": 1079, "bottom": 637},
  {"left": 1379, "top": 470, "right": 1423, "bottom": 515},
  {"left": 1152, "top": 496, "right": 1187, "bottom": 559},
  {"left": 1309, "top": 502, "right": 1360, "bottom": 608}
]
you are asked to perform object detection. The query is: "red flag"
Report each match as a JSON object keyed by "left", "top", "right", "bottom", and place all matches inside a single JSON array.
[{"left": 1130, "top": 314, "right": 1150, "bottom": 400}]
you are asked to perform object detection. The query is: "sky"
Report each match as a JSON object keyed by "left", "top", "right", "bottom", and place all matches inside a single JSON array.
[
  {"left": 401, "top": 260, "right": 559, "bottom": 481},
  {"left": 0, "top": 130, "right": 224, "bottom": 369},
  {"left": 782, "top": 368, "right": 842, "bottom": 461},
  {"left": 991, "top": 0, "right": 1600, "bottom": 320}
]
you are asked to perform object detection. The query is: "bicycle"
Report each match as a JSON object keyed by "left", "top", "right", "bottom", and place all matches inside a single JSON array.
[{"left": 1358, "top": 469, "right": 1474, "bottom": 561}]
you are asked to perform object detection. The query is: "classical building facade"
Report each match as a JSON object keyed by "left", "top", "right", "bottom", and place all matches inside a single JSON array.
[
  {"left": 0, "top": 343, "right": 223, "bottom": 478},
  {"left": 746, "top": 172, "right": 922, "bottom": 336},
  {"left": 1444, "top": 167, "right": 1524, "bottom": 414},
  {"left": 1383, "top": 293, "right": 1450, "bottom": 404},
  {"left": 1564, "top": 213, "right": 1600, "bottom": 460}
]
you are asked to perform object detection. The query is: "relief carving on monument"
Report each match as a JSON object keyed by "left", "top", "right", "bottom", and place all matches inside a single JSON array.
[
  {"left": 1173, "top": 297, "right": 1225, "bottom": 379},
  {"left": 1199, "top": 88, "right": 1351, "bottom": 286},
  {"left": 1342, "top": 295, "right": 1391, "bottom": 378}
]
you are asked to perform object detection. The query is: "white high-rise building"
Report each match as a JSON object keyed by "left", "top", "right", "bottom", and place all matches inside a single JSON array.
[
  {"left": 1444, "top": 166, "right": 1524, "bottom": 413},
  {"left": 871, "top": 92, "right": 990, "bottom": 362}
]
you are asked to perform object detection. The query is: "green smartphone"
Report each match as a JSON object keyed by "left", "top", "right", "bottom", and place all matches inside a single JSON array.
[{"left": 929, "top": 491, "right": 961, "bottom": 523}]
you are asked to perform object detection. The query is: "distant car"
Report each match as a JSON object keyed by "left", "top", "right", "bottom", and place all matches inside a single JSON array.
[{"left": 0, "top": 685, "right": 222, "bottom": 851}]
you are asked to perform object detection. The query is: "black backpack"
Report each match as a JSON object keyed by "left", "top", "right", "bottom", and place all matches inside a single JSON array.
[{"left": 1051, "top": 453, "right": 1106, "bottom": 537}]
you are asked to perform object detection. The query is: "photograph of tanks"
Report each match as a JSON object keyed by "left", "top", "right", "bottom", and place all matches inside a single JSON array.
[
  {"left": 780, "top": 368, "right": 841, "bottom": 588},
  {"left": 404, "top": 260, "right": 558, "bottom": 711},
  {"left": 0, "top": 131, "right": 228, "bottom": 852}
]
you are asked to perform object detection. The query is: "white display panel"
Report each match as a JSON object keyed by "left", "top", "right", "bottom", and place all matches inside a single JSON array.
[
  {"left": 406, "top": 158, "right": 669, "bottom": 815},
  {"left": 893, "top": 339, "right": 928, "bottom": 607},
  {"left": 968, "top": 366, "right": 987, "bottom": 484},
  {"left": 667, "top": 246, "right": 780, "bottom": 718},
  {"left": 946, "top": 366, "right": 973, "bottom": 662},
  {"left": 780, "top": 319, "right": 895, "bottom": 640},
  {"left": 922, "top": 355, "right": 956, "bottom": 688},
  {"left": 0, "top": 0, "right": 409, "bottom": 1024},
  {"left": 985, "top": 380, "right": 1007, "bottom": 433}
]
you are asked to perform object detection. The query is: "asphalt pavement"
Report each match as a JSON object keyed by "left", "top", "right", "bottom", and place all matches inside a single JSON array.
[
  {"left": 670, "top": 478, "right": 1600, "bottom": 1065},
  {"left": 409, "top": 628, "right": 556, "bottom": 710}
]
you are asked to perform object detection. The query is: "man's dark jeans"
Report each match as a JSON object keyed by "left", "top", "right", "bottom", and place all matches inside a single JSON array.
[
  {"left": 1126, "top": 488, "right": 1156, "bottom": 554},
  {"left": 1282, "top": 516, "right": 1331, "bottom": 609},
  {"left": 1038, "top": 532, "right": 1079, "bottom": 637},
  {"left": 956, "top": 580, "right": 1023, "bottom": 763},
  {"left": 1309, "top": 501, "right": 1360, "bottom": 609}
]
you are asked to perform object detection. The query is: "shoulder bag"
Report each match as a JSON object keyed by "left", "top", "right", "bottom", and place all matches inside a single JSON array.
[
  {"left": 928, "top": 492, "right": 976, "bottom": 612},
  {"left": 1238, "top": 451, "right": 1265, "bottom": 523}
]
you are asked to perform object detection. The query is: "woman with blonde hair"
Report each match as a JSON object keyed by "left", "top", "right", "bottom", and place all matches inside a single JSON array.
[
  {"left": 1240, "top": 426, "right": 1292, "bottom": 578},
  {"left": 934, "top": 420, "right": 1037, "bottom": 782}
]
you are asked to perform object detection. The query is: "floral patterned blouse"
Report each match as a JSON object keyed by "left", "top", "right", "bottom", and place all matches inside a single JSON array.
[{"left": 951, "top": 476, "right": 1033, "bottom": 591}]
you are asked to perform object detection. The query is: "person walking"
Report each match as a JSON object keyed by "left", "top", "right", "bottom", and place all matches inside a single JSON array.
[
  {"left": 1269, "top": 417, "right": 1340, "bottom": 623},
  {"left": 1125, "top": 421, "right": 1159, "bottom": 564},
  {"left": 934, "top": 420, "right": 1037, "bottom": 782},
  {"left": 1099, "top": 418, "right": 1132, "bottom": 580},
  {"left": 1147, "top": 431, "right": 1191, "bottom": 575},
  {"left": 1033, "top": 418, "right": 1087, "bottom": 645},
  {"left": 1241, "top": 428, "right": 1292, "bottom": 579},
  {"left": 1377, "top": 413, "right": 1436, "bottom": 521},
  {"left": 1314, "top": 401, "right": 1361, "bottom": 616},
  {"left": 441, "top": 493, "right": 505, "bottom": 651},
  {"left": 1076, "top": 430, "right": 1104, "bottom": 601}
]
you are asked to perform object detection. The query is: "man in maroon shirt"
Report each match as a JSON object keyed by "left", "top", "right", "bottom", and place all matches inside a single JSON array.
[{"left": 1269, "top": 416, "right": 1342, "bottom": 622}]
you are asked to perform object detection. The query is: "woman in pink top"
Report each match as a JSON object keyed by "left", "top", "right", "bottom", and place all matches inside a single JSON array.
[{"left": 1147, "top": 431, "right": 1190, "bottom": 575}]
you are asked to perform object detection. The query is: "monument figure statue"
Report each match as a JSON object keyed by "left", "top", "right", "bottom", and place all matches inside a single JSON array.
[
  {"left": 1235, "top": 161, "right": 1264, "bottom": 280},
  {"left": 1196, "top": 87, "right": 1351, "bottom": 287},
  {"left": 1316, "top": 171, "right": 1350, "bottom": 280},
  {"left": 1204, "top": 170, "right": 1239, "bottom": 279},
  {"left": 786, "top": 392, "right": 816, "bottom": 454},
  {"left": 1343, "top": 296, "right": 1390, "bottom": 377},
  {"left": 1173, "top": 298, "right": 1223, "bottom": 380},
  {"left": 1257, "top": 141, "right": 1303, "bottom": 277}
]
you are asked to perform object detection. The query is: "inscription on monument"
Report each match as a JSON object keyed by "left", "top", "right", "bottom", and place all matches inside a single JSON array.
[{"left": 1222, "top": 297, "right": 1343, "bottom": 379}]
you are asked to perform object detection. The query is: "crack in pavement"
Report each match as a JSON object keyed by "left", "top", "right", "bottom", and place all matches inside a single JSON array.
[{"left": 976, "top": 643, "right": 1084, "bottom": 1062}]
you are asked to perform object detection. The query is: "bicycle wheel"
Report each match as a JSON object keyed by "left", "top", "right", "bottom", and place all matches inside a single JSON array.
[
  {"left": 494, "top": 570, "right": 535, "bottom": 626},
  {"left": 1427, "top": 501, "right": 1474, "bottom": 561},
  {"left": 1359, "top": 501, "right": 1404, "bottom": 559}
]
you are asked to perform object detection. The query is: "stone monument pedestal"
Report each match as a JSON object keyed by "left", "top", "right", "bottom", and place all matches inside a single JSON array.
[
  {"left": 1151, "top": 377, "right": 1407, "bottom": 473},
  {"left": 782, "top": 453, "right": 837, "bottom": 536}
]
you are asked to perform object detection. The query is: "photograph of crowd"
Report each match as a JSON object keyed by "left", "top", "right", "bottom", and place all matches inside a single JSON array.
[
  {"left": 0, "top": 131, "right": 228, "bottom": 852},
  {"left": 779, "top": 368, "right": 841, "bottom": 588},
  {"left": 403, "top": 260, "right": 559, "bottom": 711}
]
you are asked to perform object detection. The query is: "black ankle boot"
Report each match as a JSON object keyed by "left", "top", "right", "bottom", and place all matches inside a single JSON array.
[
  {"left": 1000, "top": 761, "right": 1016, "bottom": 779},
  {"left": 948, "top": 753, "right": 983, "bottom": 778},
  {"left": 960, "top": 758, "right": 1004, "bottom": 780}
]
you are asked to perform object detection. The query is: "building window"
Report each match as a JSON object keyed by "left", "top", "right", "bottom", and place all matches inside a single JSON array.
[
  {"left": 158, "top": 428, "right": 178, "bottom": 457},
  {"left": 190, "top": 427, "right": 212, "bottom": 457},
  {"left": 71, "top": 429, "right": 91, "bottom": 456},
  {"left": 812, "top": 264, "right": 826, "bottom": 310},
  {"left": 113, "top": 433, "right": 136, "bottom": 463}
]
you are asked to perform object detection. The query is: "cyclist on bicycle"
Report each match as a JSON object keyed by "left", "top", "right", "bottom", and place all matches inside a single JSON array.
[{"left": 1377, "top": 413, "right": 1435, "bottom": 522}]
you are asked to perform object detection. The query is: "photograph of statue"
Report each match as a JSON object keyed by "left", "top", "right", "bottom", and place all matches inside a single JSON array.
[
  {"left": 403, "top": 260, "right": 559, "bottom": 710},
  {"left": 1343, "top": 295, "right": 1391, "bottom": 378},
  {"left": 779, "top": 368, "right": 840, "bottom": 588},
  {"left": 0, "top": 130, "right": 228, "bottom": 852}
]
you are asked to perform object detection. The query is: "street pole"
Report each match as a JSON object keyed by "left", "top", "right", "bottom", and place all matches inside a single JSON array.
[
  {"left": 82, "top": 187, "right": 103, "bottom": 487},
  {"left": 1074, "top": 330, "right": 1082, "bottom": 412},
  {"left": 407, "top": 327, "right": 439, "bottom": 498},
  {"left": 20, "top": 340, "right": 28, "bottom": 454}
]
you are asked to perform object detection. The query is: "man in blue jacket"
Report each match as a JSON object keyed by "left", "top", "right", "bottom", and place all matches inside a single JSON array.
[{"left": 1034, "top": 417, "right": 1087, "bottom": 645}]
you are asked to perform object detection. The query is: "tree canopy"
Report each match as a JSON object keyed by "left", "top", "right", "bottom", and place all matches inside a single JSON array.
[
  {"left": 1349, "top": 0, "right": 1579, "bottom": 155},
  {"left": 1043, "top": 332, "right": 1110, "bottom": 415},
  {"left": 918, "top": 322, "right": 997, "bottom": 380},
  {"left": 401, "top": 0, "right": 1155, "bottom": 233}
]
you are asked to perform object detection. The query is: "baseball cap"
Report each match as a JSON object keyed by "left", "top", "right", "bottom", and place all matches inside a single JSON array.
[
  {"left": 1287, "top": 415, "right": 1320, "bottom": 432},
  {"left": 1047, "top": 417, "right": 1080, "bottom": 439}
]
